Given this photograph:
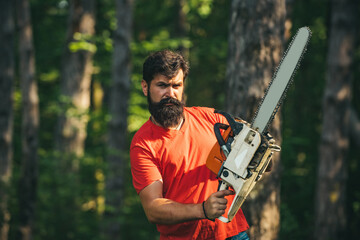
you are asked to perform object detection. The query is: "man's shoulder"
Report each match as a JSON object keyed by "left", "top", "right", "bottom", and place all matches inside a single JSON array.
[
  {"left": 185, "top": 106, "right": 228, "bottom": 125},
  {"left": 130, "top": 118, "right": 168, "bottom": 151},
  {"left": 130, "top": 120, "right": 153, "bottom": 147},
  {"left": 185, "top": 106, "right": 215, "bottom": 116}
]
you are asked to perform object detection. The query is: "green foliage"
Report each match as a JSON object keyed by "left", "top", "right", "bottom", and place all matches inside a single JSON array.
[
  {"left": 33, "top": 151, "right": 101, "bottom": 240},
  {"left": 186, "top": 0, "right": 230, "bottom": 108},
  {"left": 6, "top": 0, "right": 360, "bottom": 239},
  {"left": 280, "top": 0, "right": 360, "bottom": 239},
  {"left": 280, "top": 0, "right": 329, "bottom": 238},
  {"left": 69, "top": 33, "right": 97, "bottom": 53}
]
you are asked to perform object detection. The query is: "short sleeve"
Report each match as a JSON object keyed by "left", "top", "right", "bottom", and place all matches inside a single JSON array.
[{"left": 130, "top": 145, "right": 163, "bottom": 194}]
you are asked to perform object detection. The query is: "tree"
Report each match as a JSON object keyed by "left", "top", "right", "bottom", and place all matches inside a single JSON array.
[
  {"left": 15, "top": 0, "right": 40, "bottom": 239},
  {"left": 0, "top": 1, "right": 15, "bottom": 239},
  {"left": 175, "top": 0, "right": 188, "bottom": 57},
  {"left": 51, "top": 0, "right": 96, "bottom": 236},
  {"left": 103, "top": 0, "right": 133, "bottom": 239},
  {"left": 55, "top": 0, "right": 96, "bottom": 169},
  {"left": 314, "top": 0, "right": 358, "bottom": 239},
  {"left": 225, "top": 0, "right": 285, "bottom": 239}
]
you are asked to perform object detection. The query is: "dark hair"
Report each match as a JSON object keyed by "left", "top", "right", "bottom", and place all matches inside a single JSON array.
[{"left": 142, "top": 50, "right": 189, "bottom": 84}]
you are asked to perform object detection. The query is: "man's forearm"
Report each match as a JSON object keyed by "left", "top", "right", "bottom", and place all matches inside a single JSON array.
[
  {"left": 139, "top": 181, "right": 233, "bottom": 224},
  {"left": 143, "top": 198, "right": 205, "bottom": 225}
]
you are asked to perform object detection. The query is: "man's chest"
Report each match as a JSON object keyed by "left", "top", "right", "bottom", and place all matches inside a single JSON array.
[{"left": 154, "top": 122, "right": 217, "bottom": 189}]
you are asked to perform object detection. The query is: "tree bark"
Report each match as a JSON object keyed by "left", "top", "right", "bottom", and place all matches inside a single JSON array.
[
  {"left": 0, "top": 1, "right": 15, "bottom": 239},
  {"left": 16, "top": 0, "right": 40, "bottom": 239},
  {"left": 55, "top": 0, "right": 96, "bottom": 169},
  {"left": 175, "top": 0, "right": 188, "bottom": 57},
  {"left": 103, "top": 0, "right": 133, "bottom": 239},
  {"left": 314, "top": 0, "right": 358, "bottom": 239},
  {"left": 349, "top": 107, "right": 360, "bottom": 147},
  {"left": 225, "top": 1, "right": 285, "bottom": 239}
]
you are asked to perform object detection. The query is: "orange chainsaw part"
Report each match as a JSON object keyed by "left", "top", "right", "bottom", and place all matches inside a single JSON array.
[{"left": 206, "top": 126, "right": 233, "bottom": 176}]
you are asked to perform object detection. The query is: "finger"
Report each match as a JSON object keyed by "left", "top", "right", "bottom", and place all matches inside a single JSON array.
[
  {"left": 214, "top": 189, "right": 235, "bottom": 198},
  {"left": 217, "top": 204, "right": 227, "bottom": 210},
  {"left": 217, "top": 198, "right": 228, "bottom": 205}
]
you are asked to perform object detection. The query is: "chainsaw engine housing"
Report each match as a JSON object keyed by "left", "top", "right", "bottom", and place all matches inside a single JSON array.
[{"left": 206, "top": 113, "right": 280, "bottom": 223}]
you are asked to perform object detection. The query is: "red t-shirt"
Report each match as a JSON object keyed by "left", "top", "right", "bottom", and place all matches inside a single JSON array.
[{"left": 130, "top": 107, "right": 249, "bottom": 240}]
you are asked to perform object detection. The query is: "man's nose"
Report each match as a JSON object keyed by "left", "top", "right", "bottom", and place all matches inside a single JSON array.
[{"left": 166, "top": 86, "right": 176, "bottom": 98}]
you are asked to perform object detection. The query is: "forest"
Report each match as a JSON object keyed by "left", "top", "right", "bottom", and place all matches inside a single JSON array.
[{"left": 0, "top": 0, "right": 360, "bottom": 240}]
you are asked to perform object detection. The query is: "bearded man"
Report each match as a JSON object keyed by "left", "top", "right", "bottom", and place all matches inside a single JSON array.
[{"left": 130, "top": 50, "right": 249, "bottom": 240}]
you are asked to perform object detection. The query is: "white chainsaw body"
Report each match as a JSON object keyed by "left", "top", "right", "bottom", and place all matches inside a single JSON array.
[{"left": 217, "top": 124, "right": 278, "bottom": 223}]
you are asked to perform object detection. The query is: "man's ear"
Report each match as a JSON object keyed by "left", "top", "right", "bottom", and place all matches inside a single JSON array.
[{"left": 141, "top": 80, "right": 148, "bottom": 96}]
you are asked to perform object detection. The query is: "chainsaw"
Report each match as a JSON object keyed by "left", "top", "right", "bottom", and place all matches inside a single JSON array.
[{"left": 206, "top": 27, "right": 311, "bottom": 223}]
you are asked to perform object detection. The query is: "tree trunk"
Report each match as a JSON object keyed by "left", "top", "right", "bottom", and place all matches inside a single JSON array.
[
  {"left": 175, "top": 0, "right": 188, "bottom": 57},
  {"left": 0, "top": 1, "right": 15, "bottom": 239},
  {"left": 55, "top": 0, "right": 96, "bottom": 169},
  {"left": 16, "top": 0, "right": 40, "bottom": 239},
  {"left": 314, "top": 0, "right": 358, "bottom": 239},
  {"left": 225, "top": 1, "right": 285, "bottom": 239},
  {"left": 103, "top": 0, "right": 133, "bottom": 239},
  {"left": 349, "top": 107, "right": 360, "bottom": 147}
]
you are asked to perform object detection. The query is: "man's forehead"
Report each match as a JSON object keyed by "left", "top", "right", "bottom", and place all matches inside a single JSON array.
[{"left": 152, "top": 70, "right": 184, "bottom": 83}]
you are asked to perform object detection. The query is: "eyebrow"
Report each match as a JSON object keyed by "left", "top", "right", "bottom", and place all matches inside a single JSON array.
[
  {"left": 156, "top": 81, "right": 183, "bottom": 87},
  {"left": 156, "top": 82, "right": 170, "bottom": 86}
]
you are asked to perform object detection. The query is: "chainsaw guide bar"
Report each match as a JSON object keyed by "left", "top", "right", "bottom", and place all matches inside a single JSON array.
[{"left": 251, "top": 27, "right": 312, "bottom": 134}]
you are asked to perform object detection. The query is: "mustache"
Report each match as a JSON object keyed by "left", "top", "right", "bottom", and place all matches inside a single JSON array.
[{"left": 157, "top": 97, "right": 183, "bottom": 106}]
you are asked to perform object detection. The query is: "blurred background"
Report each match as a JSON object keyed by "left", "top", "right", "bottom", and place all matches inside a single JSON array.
[{"left": 0, "top": 0, "right": 359, "bottom": 239}]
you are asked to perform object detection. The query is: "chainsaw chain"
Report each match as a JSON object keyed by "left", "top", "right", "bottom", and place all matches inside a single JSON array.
[{"left": 251, "top": 27, "right": 311, "bottom": 134}]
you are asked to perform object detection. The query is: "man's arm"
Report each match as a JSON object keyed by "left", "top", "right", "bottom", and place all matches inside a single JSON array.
[{"left": 139, "top": 180, "right": 234, "bottom": 224}]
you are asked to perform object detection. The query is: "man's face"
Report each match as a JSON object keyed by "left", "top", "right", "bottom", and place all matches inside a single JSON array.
[
  {"left": 141, "top": 69, "right": 185, "bottom": 128},
  {"left": 142, "top": 69, "right": 184, "bottom": 103}
]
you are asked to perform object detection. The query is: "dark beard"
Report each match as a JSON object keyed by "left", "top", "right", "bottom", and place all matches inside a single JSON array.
[{"left": 148, "top": 95, "right": 185, "bottom": 128}]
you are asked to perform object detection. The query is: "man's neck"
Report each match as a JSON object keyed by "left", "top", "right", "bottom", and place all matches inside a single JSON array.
[{"left": 150, "top": 116, "right": 184, "bottom": 130}]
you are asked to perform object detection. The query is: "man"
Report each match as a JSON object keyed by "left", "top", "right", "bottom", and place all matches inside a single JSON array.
[{"left": 130, "top": 50, "right": 249, "bottom": 239}]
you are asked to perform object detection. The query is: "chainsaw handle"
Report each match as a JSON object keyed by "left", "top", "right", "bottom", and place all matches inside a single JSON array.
[
  {"left": 218, "top": 216, "right": 230, "bottom": 223},
  {"left": 217, "top": 181, "right": 230, "bottom": 223},
  {"left": 213, "top": 110, "right": 244, "bottom": 158},
  {"left": 214, "top": 123, "right": 229, "bottom": 147}
]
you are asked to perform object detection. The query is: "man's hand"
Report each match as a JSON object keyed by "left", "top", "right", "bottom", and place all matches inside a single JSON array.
[{"left": 203, "top": 190, "right": 234, "bottom": 220}]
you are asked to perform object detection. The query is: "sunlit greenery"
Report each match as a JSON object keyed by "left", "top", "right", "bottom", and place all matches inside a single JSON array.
[{"left": 6, "top": 0, "right": 360, "bottom": 239}]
